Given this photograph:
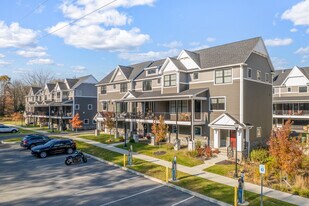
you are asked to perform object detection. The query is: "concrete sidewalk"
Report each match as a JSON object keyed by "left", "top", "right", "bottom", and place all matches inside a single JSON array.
[{"left": 64, "top": 136, "right": 308, "bottom": 206}]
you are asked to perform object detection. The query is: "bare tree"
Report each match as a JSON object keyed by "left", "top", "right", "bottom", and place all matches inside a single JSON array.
[
  {"left": 23, "top": 69, "right": 55, "bottom": 87},
  {"left": 10, "top": 80, "right": 29, "bottom": 112},
  {"left": 0, "top": 75, "right": 11, "bottom": 116}
]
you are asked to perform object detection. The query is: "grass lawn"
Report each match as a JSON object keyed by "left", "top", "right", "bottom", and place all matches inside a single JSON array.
[
  {"left": 77, "top": 133, "right": 123, "bottom": 144},
  {"left": 76, "top": 140, "right": 294, "bottom": 206},
  {"left": 117, "top": 141, "right": 204, "bottom": 167},
  {"left": 0, "top": 128, "right": 36, "bottom": 137},
  {"left": 205, "top": 161, "right": 244, "bottom": 177},
  {"left": 3, "top": 137, "right": 23, "bottom": 142}
]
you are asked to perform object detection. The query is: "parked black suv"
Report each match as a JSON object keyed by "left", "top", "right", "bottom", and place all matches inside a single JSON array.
[
  {"left": 20, "top": 134, "right": 51, "bottom": 149},
  {"left": 31, "top": 139, "right": 76, "bottom": 158}
]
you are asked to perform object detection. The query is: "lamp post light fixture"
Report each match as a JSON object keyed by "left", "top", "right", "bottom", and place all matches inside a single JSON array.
[{"left": 234, "top": 122, "right": 240, "bottom": 178}]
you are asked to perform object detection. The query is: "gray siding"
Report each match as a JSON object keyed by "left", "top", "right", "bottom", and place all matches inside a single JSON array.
[{"left": 75, "top": 97, "right": 97, "bottom": 129}]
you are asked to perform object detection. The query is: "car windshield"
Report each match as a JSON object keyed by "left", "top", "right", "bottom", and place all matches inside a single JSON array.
[{"left": 44, "top": 140, "right": 56, "bottom": 147}]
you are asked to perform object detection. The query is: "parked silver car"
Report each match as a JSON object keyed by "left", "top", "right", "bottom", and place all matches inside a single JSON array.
[{"left": 0, "top": 125, "right": 19, "bottom": 133}]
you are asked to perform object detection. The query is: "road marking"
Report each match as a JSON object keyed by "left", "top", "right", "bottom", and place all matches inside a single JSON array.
[
  {"left": 99, "top": 185, "right": 164, "bottom": 206},
  {"left": 75, "top": 176, "right": 140, "bottom": 195},
  {"left": 170, "top": 196, "right": 194, "bottom": 206}
]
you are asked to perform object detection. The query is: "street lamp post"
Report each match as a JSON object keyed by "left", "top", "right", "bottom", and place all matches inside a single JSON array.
[
  {"left": 234, "top": 123, "right": 240, "bottom": 178},
  {"left": 51, "top": 110, "right": 54, "bottom": 132}
]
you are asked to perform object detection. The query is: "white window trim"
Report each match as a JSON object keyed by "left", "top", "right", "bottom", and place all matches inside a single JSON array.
[
  {"left": 287, "top": 87, "right": 292, "bottom": 92},
  {"left": 193, "top": 72, "right": 199, "bottom": 80},
  {"left": 213, "top": 68, "right": 233, "bottom": 85},
  {"left": 142, "top": 80, "right": 153, "bottom": 92},
  {"left": 88, "top": 104, "right": 93, "bottom": 110},
  {"left": 247, "top": 68, "right": 252, "bottom": 79},
  {"left": 194, "top": 126, "right": 202, "bottom": 136},
  {"left": 265, "top": 73, "right": 269, "bottom": 83},
  {"left": 84, "top": 119, "right": 89, "bottom": 124},
  {"left": 146, "top": 68, "right": 158, "bottom": 76},
  {"left": 102, "top": 102, "right": 108, "bottom": 111},
  {"left": 75, "top": 104, "right": 80, "bottom": 110},
  {"left": 299, "top": 86, "right": 308, "bottom": 93},
  {"left": 163, "top": 73, "right": 177, "bottom": 87},
  {"left": 257, "top": 70, "right": 261, "bottom": 81},
  {"left": 209, "top": 96, "right": 226, "bottom": 111},
  {"left": 256, "top": 127, "right": 262, "bottom": 138}
]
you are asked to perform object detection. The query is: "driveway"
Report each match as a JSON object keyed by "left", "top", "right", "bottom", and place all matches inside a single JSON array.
[{"left": 0, "top": 143, "right": 219, "bottom": 206}]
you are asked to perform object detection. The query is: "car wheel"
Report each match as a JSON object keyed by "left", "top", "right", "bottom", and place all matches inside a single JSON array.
[
  {"left": 67, "top": 148, "right": 73, "bottom": 154},
  {"left": 39, "top": 151, "right": 47, "bottom": 158},
  {"left": 11, "top": 129, "right": 17, "bottom": 133}
]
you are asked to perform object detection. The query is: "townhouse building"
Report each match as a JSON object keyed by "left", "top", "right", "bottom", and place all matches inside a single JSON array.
[
  {"left": 25, "top": 75, "right": 98, "bottom": 130},
  {"left": 273, "top": 66, "right": 309, "bottom": 132},
  {"left": 95, "top": 37, "right": 273, "bottom": 156}
]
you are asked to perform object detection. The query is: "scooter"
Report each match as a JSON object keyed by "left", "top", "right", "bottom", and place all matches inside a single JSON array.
[{"left": 65, "top": 150, "right": 87, "bottom": 166}]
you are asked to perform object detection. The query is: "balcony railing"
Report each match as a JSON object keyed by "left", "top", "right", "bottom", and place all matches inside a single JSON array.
[
  {"left": 112, "top": 112, "right": 205, "bottom": 122},
  {"left": 273, "top": 110, "right": 309, "bottom": 116},
  {"left": 25, "top": 111, "right": 73, "bottom": 117}
]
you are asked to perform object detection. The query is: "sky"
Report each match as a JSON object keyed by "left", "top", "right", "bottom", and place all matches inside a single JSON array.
[{"left": 1, "top": 0, "right": 309, "bottom": 81}]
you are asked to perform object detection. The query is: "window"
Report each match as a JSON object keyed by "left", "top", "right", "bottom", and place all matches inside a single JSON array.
[
  {"left": 210, "top": 97, "right": 225, "bottom": 111},
  {"left": 247, "top": 68, "right": 252, "bottom": 78},
  {"left": 257, "top": 70, "right": 261, "bottom": 81},
  {"left": 288, "top": 87, "right": 291, "bottom": 92},
  {"left": 101, "top": 86, "right": 106, "bottom": 94},
  {"left": 92, "top": 120, "right": 96, "bottom": 124},
  {"left": 164, "top": 74, "right": 176, "bottom": 87},
  {"left": 120, "top": 83, "right": 128, "bottom": 93},
  {"left": 265, "top": 73, "right": 269, "bottom": 82},
  {"left": 169, "top": 100, "right": 188, "bottom": 113},
  {"left": 172, "top": 125, "right": 177, "bottom": 133},
  {"left": 157, "top": 78, "right": 161, "bottom": 84},
  {"left": 193, "top": 72, "right": 199, "bottom": 80},
  {"left": 299, "top": 86, "right": 307, "bottom": 93},
  {"left": 102, "top": 102, "right": 108, "bottom": 111},
  {"left": 113, "top": 84, "right": 116, "bottom": 89},
  {"left": 195, "top": 127, "right": 202, "bottom": 136},
  {"left": 146, "top": 69, "right": 157, "bottom": 76},
  {"left": 256, "top": 127, "right": 262, "bottom": 138},
  {"left": 88, "top": 104, "right": 93, "bottom": 110},
  {"left": 215, "top": 69, "right": 232, "bottom": 84},
  {"left": 84, "top": 119, "right": 89, "bottom": 124},
  {"left": 143, "top": 80, "right": 152, "bottom": 91},
  {"left": 75, "top": 104, "right": 80, "bottom": 110}
]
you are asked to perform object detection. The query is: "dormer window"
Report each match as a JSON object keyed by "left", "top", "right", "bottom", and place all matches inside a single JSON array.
[{"left": 146, "top": 68, "right": 158, "bottom": 76}]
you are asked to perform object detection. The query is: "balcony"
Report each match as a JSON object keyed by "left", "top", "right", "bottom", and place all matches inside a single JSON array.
[
  {"left": 25, "top": 111, "right": 73, "bottom": 118},
  {"left": 273, "top": 110, "right": 309, "bottom": 119}
]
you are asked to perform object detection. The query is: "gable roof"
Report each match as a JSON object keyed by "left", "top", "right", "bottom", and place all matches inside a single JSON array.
[
  {"left": 273, "top": 66, "right": 309, "bottom": 86},
  {"left": 46, "top": 83, "right": 56, "bottom": 92},
  {"left": 66, "top": 79, "right": 79, "bottom": 89},
  {"left": 30, "top": 86, "right": 42, "bottom": 95}
]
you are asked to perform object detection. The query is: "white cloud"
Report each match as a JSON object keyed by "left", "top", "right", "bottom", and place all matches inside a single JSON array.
[
  {"left": 0, "top": 59, "right": 10, "bottom": 67},
  {"left": 0, "top": 53, "right": 5, "bottom": 58},
  {"left": 160, "top": 41, "right": 182, "bottom": 49},
  {"left": 282, "top": 0, "right": 309, "bottom": 25},
  {"left": 290, "top": 28, "right": 298, "bottom": 32},
  {"left": 27, "top": 58, "right": 54, "bottom": 65},
  {"left": 16, "top": 46, "right": 47, "bottom": 58},
  {"left": 119, "top": 48, "right": 179, "bottom": 62},
  {"left": 206, "top": 37, "right": 216, "bottom": 42},
  {"left": 295, "top": 46, "right": 309, "bottom": 54},
  {"left": 264, "top": 38, "right": 293, "bottom": 46},
  {"left": 47, "top": 0, "right": 154, "bottom": 51},
  {"left": 271, "top": 57, "right": 288, "bottom": 69},
  {"left": 0, "top": 21, "right": 37, "bottom": 48},
  {"left": 72, "top": 65, "right": 87, "bottom": 72}
]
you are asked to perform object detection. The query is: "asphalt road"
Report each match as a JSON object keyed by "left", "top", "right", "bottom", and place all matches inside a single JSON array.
[{"left": 0, "top": 143, "right": 218, "bottom": 206}]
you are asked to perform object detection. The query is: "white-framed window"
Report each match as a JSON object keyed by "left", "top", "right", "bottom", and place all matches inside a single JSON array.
[
  {"left": 146, "top": 68, "right": 157, "bottom": 76},
  {"left": 215, "top": 68, "right": 232, "bottom": 84},
  {"left": 101, "top": 85, "right": 107, "bottom": 94},
  {"left": 84, "top": 119, "right": 89, "bottom": 124},
  {"left": 92, "top": 120, "right": 96, "bottom": 124},
  {"left": 287, "top": 87, "right": 291, "bottom": 92},
  {"left": 299, "top": 86, "right": 307, "bottom": 93},
  {"left": 102, "top": 102, "right": 108, "bottom": 111},
  {"left": 143, "top": 80, "right": 152, "bottom": 91},
  {"left": 194, "top": 126, "right": 202, "bottom": 136},
  {"left": 120, "top": 83, "right": 128, "bottom": 93},
  {"left": 157, "top": 78, "right": 161, "bottom": 84},
  {"left": 265, "top": 73, "right": 269, "bottom": 82},
  {"left": 75, "top": 104, "right": 80, "bottom": 110},
  {"left": 257, "top": 70, "right": 261, "bottom": 81},
  {"left": 210, "top": 97, "right": 226, "bottom": 111},
  {"left": 88, "top": 104, "right": 93, "bottom": 110},
  {"left": 164, "top": 74, "right": 176, "bottom": 87},
  {"left": 256, "top": 127, "right": 262, "bottom": 138},
  {"left": 247, "top": 68, "right": 252, "bottom": 78},
  {"left": 193, "top": 72, "right": 199, "bottom": 80}
]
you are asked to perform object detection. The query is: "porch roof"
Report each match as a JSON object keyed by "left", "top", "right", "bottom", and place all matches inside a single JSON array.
[
  {"left": 208, "top": 113, "right": 251, "bottom": 130},
  {"left": 33, "top": 100, "right": 73, "bottom": 107},
  {"left": 118, "top": 88, "right": 208, "bottom": 102}
]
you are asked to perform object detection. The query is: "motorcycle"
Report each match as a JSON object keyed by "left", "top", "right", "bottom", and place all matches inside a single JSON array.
[{"left": 65, "top": 150, "right": 87, "bottom": 166}]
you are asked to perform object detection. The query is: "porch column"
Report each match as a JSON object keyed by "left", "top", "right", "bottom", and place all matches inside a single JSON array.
[
  {"left": 246, "top": 128, "right": 250, "bottom": 153},
  {"left": 191, "top": 99, "right": 195, "bottom": 140},
  {"left": 237, "top": 129, "right": 243, "bottom": 151},
  {"left": 97, "top": 121, "right": 101, "bottom": 130},
  {"left": 214, "top": 129, "right": 220, "bottom": 148}
]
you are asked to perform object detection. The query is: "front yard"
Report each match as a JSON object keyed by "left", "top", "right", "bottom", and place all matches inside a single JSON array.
[
  {"left": 117, "top": 141, "right": 205, "bottom": 167},
  {"left": 77, "top": 133, "right": 123, "bottom": 144},
  {"left": 0, "top": 128, "right": 36, "bottom": 137}
]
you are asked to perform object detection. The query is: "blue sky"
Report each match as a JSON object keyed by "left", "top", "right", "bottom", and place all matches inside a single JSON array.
[{"left": 1, "top": 0, "right": 309, "bottom": 81}]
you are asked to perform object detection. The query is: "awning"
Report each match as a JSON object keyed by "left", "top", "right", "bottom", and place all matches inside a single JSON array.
[{"left": 208, "top": 113, "right": 252, "bottom": 130}]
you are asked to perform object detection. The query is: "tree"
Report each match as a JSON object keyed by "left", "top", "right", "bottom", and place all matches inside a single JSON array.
[
  {"left": 103, "top": 112, "right": 115, "bottom": 138},
  {"left": 23, "top": 69, "right": 55, "bottom": 87},
  {"left": 268, "top": 120, "right": 303, "bottom": 179},
  {"left": 0, "top": 75, "right": 11, "bottom": 116},
  {"left": 11, "top": 112, "right": 23, "bottom": 124},
  {"left": 70, "top": 113, "right": 83, "bottom": 132},
  {"left": 151, "top": 115, "right": 169, "bottom": 143}
]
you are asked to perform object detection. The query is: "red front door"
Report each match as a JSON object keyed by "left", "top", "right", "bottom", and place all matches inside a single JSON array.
[{"left": 230, "top": 130, "right": 236, "bottom": 148}]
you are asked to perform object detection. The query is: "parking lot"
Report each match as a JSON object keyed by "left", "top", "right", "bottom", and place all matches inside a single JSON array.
[{"left": 0, "top": 143, "right": 218, "bottom": 206}]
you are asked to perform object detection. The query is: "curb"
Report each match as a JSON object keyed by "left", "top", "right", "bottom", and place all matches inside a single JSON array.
[{"left": 86, "top": 153, "right": 231, "bottom": 206}]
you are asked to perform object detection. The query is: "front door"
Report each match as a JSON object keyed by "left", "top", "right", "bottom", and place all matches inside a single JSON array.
[{"left": 230, "top": 130, "right": 236, "bottom": 148}]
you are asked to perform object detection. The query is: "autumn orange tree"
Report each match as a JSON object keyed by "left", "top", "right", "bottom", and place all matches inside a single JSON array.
[
  {"left": 103, "top": 112, "right": 115, "bottom": 138},
  {"left": 151, "top": 115, "right": 169, "bottom": 143},
  {"left": 268, "top": 120, "right": 303, "bottom": 180},
  {"left": 11, "top": 112, "right": 23, "bottom": 124},
  {"left": 70, "top": 113, "right": 83, "bottom": 132}
]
